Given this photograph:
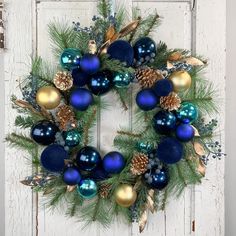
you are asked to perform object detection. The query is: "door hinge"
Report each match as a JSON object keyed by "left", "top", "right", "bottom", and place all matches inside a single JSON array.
[{"left": 0, "top": 1, "right": 5, "bottom": 49}]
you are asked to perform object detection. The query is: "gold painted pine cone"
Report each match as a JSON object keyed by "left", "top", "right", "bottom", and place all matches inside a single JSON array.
[
  {"left": 54, "top": 71, "right": 73, "bottom": 91},
  {"left": 99, "top": 184, "right": 111, "bottom": 199},
  {"left": 160, "top": 92, "right": 181, "bottom": 111},
  {"left": 130, "top": 153, "right": 149, "bottom": 176}
]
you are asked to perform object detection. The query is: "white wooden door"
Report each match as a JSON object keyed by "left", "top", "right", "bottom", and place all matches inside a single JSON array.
[{"left": 3, "top": 0, "right": 226, "bottom": 235}]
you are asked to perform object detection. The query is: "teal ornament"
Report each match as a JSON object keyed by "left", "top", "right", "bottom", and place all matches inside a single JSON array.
[
  {"left": 77, "top": 179, "right": 97, "bottom": 199},
  {"left": 113, "top": 72, "right": 133, "bottom": 88},
  {"left": 137, "top": 141, "right": 153, "bottom": 154},
  {"left": 176, "top": 102, "right": 198, "bottom": 123},
  {"left": 63, "top": 129, "right": 81, "bottom": 147},
  {"left": 60, "top": 48, "right": 82, "bottom": 70}
]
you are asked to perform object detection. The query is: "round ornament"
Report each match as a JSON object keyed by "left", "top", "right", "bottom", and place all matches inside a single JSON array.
[
  {"left": 80, "top": 53, "right": 100, "bottom": 75},
  {"left": 157, "top": 138, "right": 183, "bottom": 164},
  {"left": 40, "top": 144, "right": 68, "bottom": 172},
  {"left": 136, "top": 88, "right": 159, "bottom": 111},
  {"left": 136, "top": 141, "right": 154, "bottom": 154},
  {"left": 153, "top": 79, "right": 173, "bottom": 97},
  {"left": 148, "top": 168, "right": 169, "bottom": 190},
  {"left": 70, "top": 88, "right": 93, "bottom": 111},
  {"left": 107, "top": 40, "right": 134, "bottom": 67},
  {"left": 153, "top": 111, "right": 177, "bottom": 134},
  {"left": 76, "top": 146, "right": 101, "bottom": 171},
  {"left": 63, "top": 129, "right": 81, "bottom": 147},
  {"left": 90, "top": 166, "right": 109, "bottom": 181},
  {"left": 175, "top": 123, "right": 194, "bottom": 142},
  {"left": 71, "top": 68, "right": 89, "bottom": 87},
  {"left": 77, "top": 179, "right": 97, "bottom": 199},
  {"left": 36, "top": 86, "right": 61, "bottom": 110},
  {"left": 63, "top": 166, "right": 81, "bottom": 185},
  {"left": 168, "top": 70, "right": 192, "bottom": 93},
  {"left": 103, "top": 151, "right": 125, "bottom": 174},
  {"left": 115, "top": 184, "right": 137, "bottom": 208},
  {"left": 60, "top": 48, "right": 82, "bottom": 70},
  {"left": 113, "top": 72, "right": 133, "bottom": 88},
  {"left": 176, "top": 102, "right": 198, "bottom": 123}
]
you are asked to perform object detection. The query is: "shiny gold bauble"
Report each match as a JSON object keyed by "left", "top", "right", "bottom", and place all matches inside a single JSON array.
[
  {"left": 36, "top": 86, "right": 61, "bottom": 109},
  {"left": 115, "top": 184, "right": 137, "bottom": 208},
  {"left": 168, "top": 70, "right": 192, "bottom": 93}
]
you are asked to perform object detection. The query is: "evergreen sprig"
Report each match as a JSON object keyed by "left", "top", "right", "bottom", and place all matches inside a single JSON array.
[{"left": 97, "top": 0, "right": 112, "bottom": 19}]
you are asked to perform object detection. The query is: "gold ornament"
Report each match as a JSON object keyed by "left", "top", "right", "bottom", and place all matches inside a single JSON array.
[
  {"left": 130, "top": 153, "right": 149, "bottom": 175},
  {"left": 36, "top": 86, "right": 61, "bottom": 109},
  {"left": 160, "top": 92, "right": 181, "bottom": 111},
  {"left": 88, "top": 40, "right": 97, "bottom": 54},
  {"left": 53, "top": 71, "right": 73, "bottom": 91},
  {"left": 168, "top": 70, "right": 192, "bottom": 93},
  {"left": 115, "top": 184, "right": 137, "bottom": 208},
  {"left": 99, "top": 184, "right": 111, "bottom": 199}
]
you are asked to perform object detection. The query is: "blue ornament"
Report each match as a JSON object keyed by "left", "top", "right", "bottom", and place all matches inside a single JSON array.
[
  {"left": 107, "top": 40, "right": 134, "bottom": 67},
  {"left": 176, "top": 102, "right": 198, "bottom": 123},
  {"left": 31, "top": 120, "right": 58, "bottom": 145},
  {"left": 136, "top": 89, "right": 159, "bottom": 111},
  {"left": 63, "top": 166, "right": 81, "bottom": 185},
  {"left": 102, "top": 151, "right": 125, "bottom": 174},
  {"left": 153, "top": 111, "right": 177, "bottom": 134},
  {"left": 175, "top": 123, "right": 194, "bottom": 142},
  {"left": 70, "top": 88, "right": 93, "bottom": 111},
  {"left": 153, "top": 79, "right": 173, "bottom": 97},
  {"left": 72, "top": 68, "right": 89, "bottom": 87},
  {"left": 77, "top": 179, "right": 97, "bottom": 199},
  {"left": 148, "top": 168, "right": 169, "bottom": 190},
  {"left": 113, "top": 72, "right": 133, "bottom": 88},
  {"left": 90, "top": 166, "right": 109, "bottom": 181},
  {"left": 76, "top": 146, "right": 101, "bottom": 171},
  {"left": 60, "top": 48, "right": 82, "bottom": 70},
  {"left": 63, "top": 129, "right": 81, "bottom": 147},
  {"left": 40, "top": 144, "right": 67, "bottom": 172},
  {"left": 88, "top": 72, "right": 113, "bottom": 95},
  {"left": 157, "top": 138, "right": 183, "bottom": 164},
  {"left": 80, "top": 54, "right": 100, "bottom": 75}
]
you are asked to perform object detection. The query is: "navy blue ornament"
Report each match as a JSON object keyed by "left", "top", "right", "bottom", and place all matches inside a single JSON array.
[
  {"left": 70, "top": 88, "right": 93, "bottom": 111},
  {"left": 77, "top": 179, "right": 97, "bottom": 199},
  {"left": 90, "top": 166, "right": 109, "bottom": 181},
  {"left": 175, "top": 123, "right": 194, "bottom": 142},
  {"left": 63, "top": 166, "right": 81, "bottom": 185},
  {"left": 148, "top": 168, "right": 169, "bottom": 190},
  {"left": 153, "top": 111, "right": 177, "bottom": 134},
  {"left": 113, "top": 72, "right": 133, "bottom": 88},
  {"left": 31, "top": 120, "right": 58, "bottom": 145},
  {"left": 103, "top": 151, "right": 125, "bottom": 174},
  {"left": 153, "top": 79, "right": 173, "bottom": 97},
  {"left": 107, "top": 40, "right": 134, "bottom": 67},
  {"left": 88, "top": 71, "right": 113, "bottom": 95},
  {"left": 60, "top": 48, "right": 82, "bottom": 70},
  {"left": 40, "top": 144, "right": 67, "bottom": 172},
  {"left": 136, "top": 89, "right": 159, "bottom": 111},
  {"left": 80, "top": 54, "right": 100, "bottom": 75},
  {"left": 157, "top": 138, "right": 183, "bottom": 164},
  {"left": 72, "top": 68, "right": 89, "bottom": 87},
  {"left": 76, "top": 146, "right": 101, "bottom": 171},
  {"left": 63, "top": 129, "right": 81, "bottom": 147}
]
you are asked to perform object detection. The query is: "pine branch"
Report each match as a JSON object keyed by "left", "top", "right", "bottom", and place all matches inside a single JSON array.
[
  {"left": 142, "top": 12, "right": 160, "bottom": 37},
  {"left": 97, "top": 0, "right": 112, "bottom": 18},
  {"left": 15, "top": 115, "right": 41, "bottom": 129},
  {"left": 113, "top": 87, "right": 129, "bottom": 111}
]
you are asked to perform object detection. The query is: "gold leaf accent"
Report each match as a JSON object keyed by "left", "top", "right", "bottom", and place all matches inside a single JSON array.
[
  {"left": 146, "top": 189, "right": 155, "bottom": 213},
  {"left": 194, "top": 142, "right": 206, "bottom": 156},
  {"left": 181, "top": 57, "right": 205, "bottom": 66},
  {"left": 105, "top": 25, "right": 116, "bottom": 41},
  {"left": 98, "top": 40, "right": 111, "bottom": 55},
  {"left": 139, "top": 210, "right": 148, "bottom": 233},
  {"left": 198, "top": 159, "right": 206, "bottom": 176},
  {"left": 67, "top": 185, "right": 76, "bottom": 192},
  {"left": 191, "top": 125, "right": 200, "bottom": 137},
  {"left": 119, "top": 19, "right": 141, "bottom": 38},
  {"left": 167, "top": 61, "right": 174, "bottom": 69},
  {"left": 168, "top": 51, "right": 183, "bottom": 61},
  {"left": 43, "top": 188, "right": 54, "bottom": 195}
]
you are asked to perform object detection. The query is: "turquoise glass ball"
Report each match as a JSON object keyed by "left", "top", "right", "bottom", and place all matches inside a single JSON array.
[
  {"left": 77, "top": 179, "right": 97, "bottom": 199},
  {"left": 60, "top": 48, "right": 82, "bottom": 70},
  {"left": 176, "top": 102, "right": 198, "bottom": 123},
  {"left": 63, "top": 129, "right": 81, "bottom": 147},
  {"left": 113, "top": 72, "right": 133, "bottom": 88}
]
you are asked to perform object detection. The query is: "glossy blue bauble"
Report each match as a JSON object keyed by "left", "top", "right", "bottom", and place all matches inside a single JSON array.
[
  {"left": 149, "top": 168, "right": 169, "bottom": 190},
  {"left": 72, "top": 68, "right": 89, "bottom": 87},
  {"left": 88, "top": 72, "right": 113, "bottom": 95},
  {"left": 40, "top": 144, "right": 67, "bottom": 172},
  {"left": 102, "top": 151, "right": 125, "bottom": 174},
  {"left": 176, "top": 102, "right": 198, "bottom": 123},
  {"left": 153, "top": 79, "right": 173, "bottom": 97},
  {"left": 60, "top": 48, "right": 82, "bottom": 70},
  {"left": 80, "top": 54, "right": 100, "bottom": 75},
  {"left": 175, "top": 123, "right": 194, "bottom": 142},
  {"left": 136, "top": 89, "right": 159, "bottom": 111},
  {"left": 153, "top": 111, "right": 177, "bottom": 134},
  {"left": 70, "top": 88, "right": 93, "bottom": 111},
  {"left": 63, "top": 129, "right": 81, "bottom": 147},
  {"left": 107, "top": 40, "right": 134, "bottom": 67},
  {"left": 113, "top": 72, "right": 133, "bottom": 88},
  {"left": 63, "top": 166, "right": 81, "bottom": 185},
  {"left": 157, "top": 138, "right": 183, "bottom": 164},
  {"left": 77, "top": 179, "right": 97, "bottom": 199},
  {"left": 90, "top": 166, "right": 109, "bottom": 181},
  {"left": 31, "top": 120, "right": 58, "bottom": 145},
  {"left": 76, "top": 146, "right": 101, "bottom": 171}
]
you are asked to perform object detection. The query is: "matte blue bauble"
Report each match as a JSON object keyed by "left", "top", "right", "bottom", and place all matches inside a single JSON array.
[
  {"left": 113, "top": 72, "right": 133, "bottom": 88},
  {"left": 157, "top": 138, "right": 183, "bottom": 164},
  {"left": 76, "top": 146, "right": 101, "bottom": 171},
  {"left": 153, "top": 79, "right": 173, "bottom": 97},
  {"left": 153, "top": 111, "right": 177, "bottom": 134},
  {"left": 31, "top": 120, "right": 58, "bottom": 145},
  {"left": 149, "top": 168, "right": 169, "bottom": 190},
  {"left": 176, "top": 102, "right": 198, "bottom": 123},
  {"left": 88, "top": 72, "right": 113, "bottom": 95},
  {"left": 70, "top": 88, "right": 93, "bottom": 111},
  {"left": 77, "top": 179, "right": 97, "bottom": 199},
  {"left": 63, "top": 129, "right": 81, "bottom": 147},
  {"left": 80, "top": 54, "right": 100, "bottom": 75},
  {"left": 60, "top": 48, "right": 82, "bottom": 70},
  {"left": 72, "top": 68, "right": 89, "bottom": 87},
  {"left": 102, "top": 151, "right": 125, "bottom": 174},
  {"left": 175, "top": 123, "right": 194, "bottom": 142},
  {"left": 90, "top": 166, "right": 109, "bottom": 181},
  {"left": 63, "top": 167, "right": 81, "bottom": 185},
  {"left": 107, "top": 40, "right": 134, "bottom": 67},
  {"left": 136, "top": 89, "right": 159, "bottom": 111},
  {"left": 40, "top": 144, "right": 67, "bottom": 172}
]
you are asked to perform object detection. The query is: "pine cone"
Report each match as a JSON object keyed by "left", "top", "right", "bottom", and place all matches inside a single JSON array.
[
  {"left": 99, "top": 184, "right": 111, "bottom": 199},
  {"left": 160, "top": 92, "right": 181, "bottom": 111},
  {"left": 54, "top": 71, "right": 73, "bottom": 91},
  {"left": 130, "top": 153, "right": 149, "bottom": 176},
  {"left": 135, "top": 67, "right": 164, "bottom": 88}
]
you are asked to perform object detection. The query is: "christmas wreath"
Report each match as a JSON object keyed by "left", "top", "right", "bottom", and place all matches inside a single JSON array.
[{"left": 6, "top": 0, "right": 224, "bottom": 232}]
